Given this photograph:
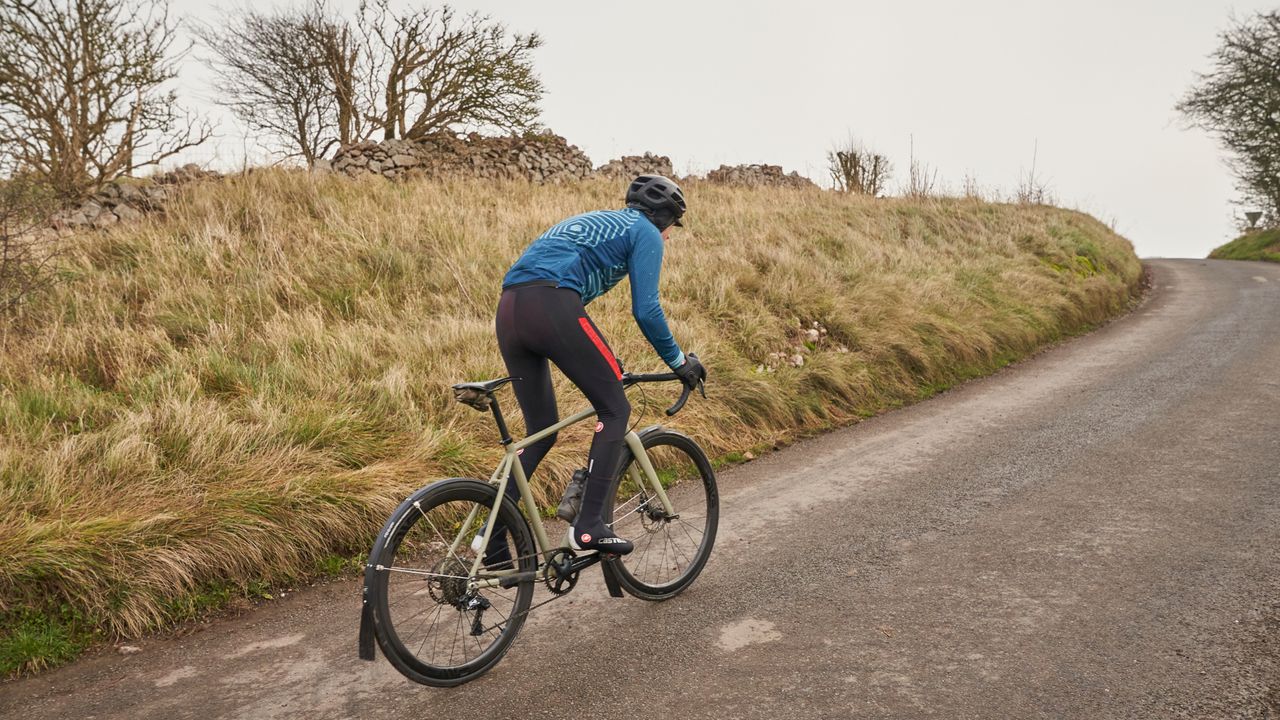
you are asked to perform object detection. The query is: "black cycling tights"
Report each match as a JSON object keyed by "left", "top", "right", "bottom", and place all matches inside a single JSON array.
[{"left": 495, "top": 284, "right": 631, "bottom": 529}]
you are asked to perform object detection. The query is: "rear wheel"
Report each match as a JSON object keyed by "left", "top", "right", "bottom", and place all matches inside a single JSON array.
[
  {"left": 606, "top": 430, "right": 718, "bottom": 600},
  {"left": 369, "top": 479, "right": 535, "bottom": 686}
]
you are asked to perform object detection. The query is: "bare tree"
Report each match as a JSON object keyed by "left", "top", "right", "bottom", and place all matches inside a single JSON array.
[
  {"left": 827, "top": 136, "right": 891, "bottom": 196},
  {"left": 0, "top": 175, "right": 59, "bottom": 316},
  {"left": 201, "top": 0, "right": 544, "bottom": 164},
  {"left": 357, "top": 0, "right": 543, "bottom": 141},
  {"left": 0, "top": 0, "right": 211, "bottom": 198},
  {"left": 308, "top": 11, "right": 371, "bottom": 150},
  {"left": 1178, "top": 11, "right": 1280, "bottom": 226},
  {"left": 196, "top": 5, "right": 343, "bottom": 164}
]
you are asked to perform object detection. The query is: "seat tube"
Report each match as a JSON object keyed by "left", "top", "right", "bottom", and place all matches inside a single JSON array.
[
  {"left": 468, "top": 452, "right": 517, "bottom": 577},
  {"left": 510, "top": 459, "right": 553, "bottom": 555},
  {"left": 450, "top": 503, "right": 483, "bottom": 558}
]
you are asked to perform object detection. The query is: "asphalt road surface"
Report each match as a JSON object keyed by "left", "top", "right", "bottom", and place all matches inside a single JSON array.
[{"left": 2, "top": 258, "right": 1278, "bottom": 719}]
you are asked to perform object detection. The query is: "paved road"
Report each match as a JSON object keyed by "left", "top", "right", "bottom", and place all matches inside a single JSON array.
[{"left": 3, "top": 259, "right": 1278, "bottom": 719}]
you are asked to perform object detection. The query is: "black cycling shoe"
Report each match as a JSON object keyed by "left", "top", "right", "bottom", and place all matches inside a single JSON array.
[{"left": 568, "top": 523, "right": 633, "bottom": 555}]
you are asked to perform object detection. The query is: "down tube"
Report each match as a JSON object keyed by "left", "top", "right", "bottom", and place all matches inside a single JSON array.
[
  {"left": 623, "top": 431, "right": 676, "bottom": 515},
  {"left": 510, "top": 457, "right": 554, "bottom": 556}
]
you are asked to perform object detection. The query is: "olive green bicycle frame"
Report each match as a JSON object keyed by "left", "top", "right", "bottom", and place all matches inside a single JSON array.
[{"left": 457, "top": 404, "right": 677, "bottom": 589}]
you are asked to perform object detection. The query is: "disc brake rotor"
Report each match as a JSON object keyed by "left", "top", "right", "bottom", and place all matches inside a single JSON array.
[{"left": 639, "top": 496, "right": 672, "bottom": 531}]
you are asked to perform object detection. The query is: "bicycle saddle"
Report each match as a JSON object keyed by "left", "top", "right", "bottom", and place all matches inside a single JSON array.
[{"left": 451, "top": 377, "right": 518, "bottom": 411}]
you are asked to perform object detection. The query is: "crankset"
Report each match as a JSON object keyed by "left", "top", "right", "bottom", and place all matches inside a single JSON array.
[
  {"left": 542, "top": 548, "right": 580, "bottom": 595},
  {"left": 476, "top": 549, "right": 626, "bottom": 636}
]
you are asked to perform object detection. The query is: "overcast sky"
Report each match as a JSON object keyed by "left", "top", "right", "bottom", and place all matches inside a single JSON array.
[{"left": 172, "top": 0, "right": 1273, "bottom": 259}]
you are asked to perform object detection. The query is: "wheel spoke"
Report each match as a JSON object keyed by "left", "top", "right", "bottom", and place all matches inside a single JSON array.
[{"left": 413, "top": 603, "right": 446, "bottom": 658}]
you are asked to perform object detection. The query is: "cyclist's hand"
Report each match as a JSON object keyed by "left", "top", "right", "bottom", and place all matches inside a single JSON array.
[{"left": 674, "top": 353, "right": 706, "bottom": 390}]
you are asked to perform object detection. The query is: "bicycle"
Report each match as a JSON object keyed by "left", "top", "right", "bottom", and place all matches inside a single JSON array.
[{"left": 357, "top": 370, "right": 719, "bottom": 686}]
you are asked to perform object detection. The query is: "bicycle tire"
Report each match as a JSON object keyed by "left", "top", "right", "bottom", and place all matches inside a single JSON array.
[
  {"left": 606, "top": 429, "right": 718, "bottom": 600},
  {"left": 367, "top": 478, "right": 535, "bottom": 686}
]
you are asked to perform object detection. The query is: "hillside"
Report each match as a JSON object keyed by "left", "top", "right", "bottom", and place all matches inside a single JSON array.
[
  {"left": 0, "top": 171, "right": 1143, "bottom": 673},
  {"left": 1208, "top": 228, "right": 1280, "bottom": 263}
]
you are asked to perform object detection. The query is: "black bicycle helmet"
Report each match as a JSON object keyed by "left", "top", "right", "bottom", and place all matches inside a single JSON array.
[{"left": 625, "top": 174, "right": 686, "bottom": 230}]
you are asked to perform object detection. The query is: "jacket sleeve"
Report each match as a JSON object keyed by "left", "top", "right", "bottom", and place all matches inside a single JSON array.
[{"left": 628, "top": 224, "right": 685, "bottom": 368}]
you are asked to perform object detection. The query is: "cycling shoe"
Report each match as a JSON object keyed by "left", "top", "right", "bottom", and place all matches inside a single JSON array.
[{"left": 568, "top": 523, "right": 633, "bottom": 555}]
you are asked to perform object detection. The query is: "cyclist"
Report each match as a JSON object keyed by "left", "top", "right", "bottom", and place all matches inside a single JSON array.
[{"left": 490, "top": 175, "right": 706, "bottom": 560}]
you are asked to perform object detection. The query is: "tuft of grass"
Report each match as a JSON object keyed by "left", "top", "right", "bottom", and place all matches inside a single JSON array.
[
  {"left": 0, "top": 608, "right": 95, "bottom": 675},
  {"left": 0, "top": 170, "right": 1142, "bottom": 675},
  {"left": 1208, "top": 228, "right": 1280, "bottom": 263}
]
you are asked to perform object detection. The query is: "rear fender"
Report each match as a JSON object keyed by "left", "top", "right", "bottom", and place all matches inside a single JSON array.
[{"left": 358, "top": 478, "right": 495, "bottom": 662}]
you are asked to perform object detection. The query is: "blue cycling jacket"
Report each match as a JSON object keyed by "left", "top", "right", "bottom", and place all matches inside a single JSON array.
[{"left": 503, "top": 208, "right": 685, "bottom": 368}]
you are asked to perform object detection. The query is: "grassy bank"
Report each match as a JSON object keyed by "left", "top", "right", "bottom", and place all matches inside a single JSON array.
[
  {"left": 0, "top": 172, "right": 1141, "bottom": 673},
  {"left": 1208, "top": 228, "right": 1280, "bottom": 262}
]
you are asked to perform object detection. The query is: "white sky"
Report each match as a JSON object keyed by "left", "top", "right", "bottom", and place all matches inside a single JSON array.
[{"left": 171, "top": 0, "right": 1273, "bottom": 259}]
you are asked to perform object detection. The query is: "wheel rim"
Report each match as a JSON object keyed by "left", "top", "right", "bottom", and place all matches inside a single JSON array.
[
  {"left": 609, "top": 437, "right": 715, "bottom": 592},
  {"left": 379, "top": 493, "right": 530, "bottom": 674}
]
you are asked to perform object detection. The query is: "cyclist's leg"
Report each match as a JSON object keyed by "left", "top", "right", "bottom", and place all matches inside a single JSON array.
[
  {"left": 497, "top": 287, "right": 562, "bottom": 486},
  {"left": 489, "top": 289, "right": 561, "bottom": 567},
  {"left": 533, "top": 293, "right": 633, "bottom": 551}
]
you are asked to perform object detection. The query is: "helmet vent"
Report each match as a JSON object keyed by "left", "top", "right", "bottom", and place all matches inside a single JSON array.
[{"left": 625, "top": 174, "right": 686, "bottom": 225}]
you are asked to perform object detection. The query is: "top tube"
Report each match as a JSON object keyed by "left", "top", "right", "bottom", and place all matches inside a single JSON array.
[{"left": 502, "top": 372, "right": 694, "bottom": 454}]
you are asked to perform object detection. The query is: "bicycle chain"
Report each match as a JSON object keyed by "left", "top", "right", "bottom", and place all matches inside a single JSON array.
[
  {"left": 476, "top": 581, "right": 576, "bottom": 636},
  {"left": 473, "top": 548, "right": 611, "bottom": 636}
]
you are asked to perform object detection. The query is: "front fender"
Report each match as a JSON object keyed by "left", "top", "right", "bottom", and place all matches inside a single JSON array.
[{"left": 634, "top": 424, "right": 698, "bottom": 446}]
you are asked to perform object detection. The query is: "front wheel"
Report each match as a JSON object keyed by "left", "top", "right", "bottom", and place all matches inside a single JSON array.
[
  {"left": 606, "top": 429, "right": 718, "bottom": 600},
  {"left": 367, "top": 479, "right": 535, "bottom": 686}
]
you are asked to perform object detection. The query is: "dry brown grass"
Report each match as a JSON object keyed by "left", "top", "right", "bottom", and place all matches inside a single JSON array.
[{"left": 0, "top": 170, "right": 1141, "bottom": 672}]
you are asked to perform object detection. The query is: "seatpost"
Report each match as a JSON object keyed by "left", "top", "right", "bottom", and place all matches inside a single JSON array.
[{"left": 489, "top": 397, "right": 514, "bottom": 445}]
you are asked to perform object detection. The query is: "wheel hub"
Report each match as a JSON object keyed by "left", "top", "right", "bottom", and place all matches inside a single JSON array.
[{"left": 640, "top": 500, "right": 674, "bottom": 531}]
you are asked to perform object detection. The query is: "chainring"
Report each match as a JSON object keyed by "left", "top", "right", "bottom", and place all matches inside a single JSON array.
[{"left": 542, "top": 548, "right": 580, "bottom": 596}]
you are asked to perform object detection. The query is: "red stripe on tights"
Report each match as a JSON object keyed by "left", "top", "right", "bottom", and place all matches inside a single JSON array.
[{"left": 578, "top": 318, "right": 623, "bottom": 380}]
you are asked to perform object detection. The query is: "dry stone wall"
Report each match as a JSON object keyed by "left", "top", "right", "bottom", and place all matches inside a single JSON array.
[
  {"left": 705, "top": 163, "right": 817, "bottom": 189},
  {"left": 329, "top": 132, "right": 595, "bottom": 183},
  {"left": 331, "top": 137, "right": 820, "bottom": 191},
  {"left": 595, "top": 153, "right": 674, "bottom": 179},
  {"left": 43, "top": 136, "right": 822, "bottom": 233},
  {"left": 51, "top": 164, "right": 221, "bottom": 230}
]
